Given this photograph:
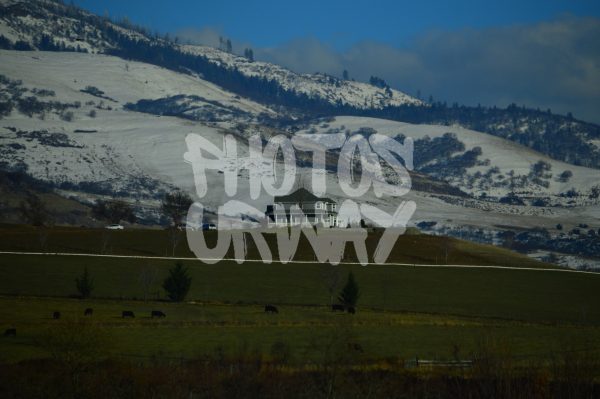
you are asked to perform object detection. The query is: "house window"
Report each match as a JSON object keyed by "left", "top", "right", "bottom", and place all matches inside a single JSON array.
[{"left": 315, "top": 202, "right": 323, "bottom": 209}]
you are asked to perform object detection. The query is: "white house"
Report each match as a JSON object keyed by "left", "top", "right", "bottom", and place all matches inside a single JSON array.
[{"left": 265, "top": 188, "right": 339, "bottom": 227}]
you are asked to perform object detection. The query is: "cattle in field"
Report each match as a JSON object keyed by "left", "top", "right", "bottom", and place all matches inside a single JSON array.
[
  {"left": 347, "top": 307, "right": 356, "bottom": 314},
  {"left": 332, "top": 304, "right": 345, "bottom": 312},
  {"left": 84, "top": 308, "right": 93, "bottom": 316},
  {"left": 151, "top": 310, "right": 166, "bottom": 318},
  {"left": 264, "top": 305, "right": 278, "bottom": 314},
  {"left": 53, "top": 311, "right": 61, "bottom": 319},
  {"left": 122, "top": 311, "right": 135, "bottom": 318},
  {"left": 4, "top": 328, "right": 16, "bottom": 337},
  {"left": 348, "top": 343, "right": 363, "bottom": 352}
]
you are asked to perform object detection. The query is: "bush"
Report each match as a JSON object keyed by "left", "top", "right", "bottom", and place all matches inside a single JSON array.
[
  {"left": 60, "top": 111, "right": 74, "bottom": 122},
  {"left": 17, "top": 96, "right": 45, "bottom": 116},
  {"left": 559, "top": 170, "right": 573, "bottom": 182},
  {"left": 531, "top": 160, "right": 552, "bottom": 178},
  {"left": 81, "top": 85, "right": 104, "bottom": 97},
  {"left": 0, "top": 100, "right": 13, "bottom": 118},
  {"left": 531, "top": 198, "right": 548, "bottom": 207},
  {"left": 563, "top": 188, "right": 579, "bottom": 198}
]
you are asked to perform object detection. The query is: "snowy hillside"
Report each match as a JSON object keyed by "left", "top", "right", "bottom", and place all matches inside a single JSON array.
[
  {"left": 0, "top": 51, "right": 274, "bottom": 115},
  {"left": 0, "top": 0, "right": 421, "bottom": 112},
  {"left": 181, "top": 45, "right": 423, "bottom": 110},
  {"left": 2, "top": 50, "right": 600, "bottom": 205},
  {"left": 300, "top": 116, "right": 600, "bottom": 200},
  {"left": 1, "top": 50, "right": 599, "bottom": 225},
  {"left": 0, "top": 50, "right": 272, "bottom": 198},
  {"left": 0, "top": 0, "right": 148, "bottom": 53}
]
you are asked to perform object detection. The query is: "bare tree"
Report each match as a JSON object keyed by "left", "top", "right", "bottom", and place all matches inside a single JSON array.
[
  {"left": 19, "top": 193, "right": 50, "bottom": 227},
  {"left": 322, "top": 266, "right": 342, "bottom": 305},
  {"left": 167, "top": 227, "right": 183, "bottom": 256},
  {"left": 100, "top": 229, "right": 112, "bottom": 254},
  {"left": 92, "top": 199, "right": 136, "bottom": 225},
  {"left": 91, "top": 200, "right": 136, "bottom": 253},
  {"left": 161, "top": 191, "right": 193, "bottom": 256},
  {"left": 139, "top": 264, "right": 158, "bottom": 302},
  {"left": 161, "top": 191, "right": 193, "bottom": 227},
  {"left": 19, "top": 193, "right": 53, "bottom": 251}
]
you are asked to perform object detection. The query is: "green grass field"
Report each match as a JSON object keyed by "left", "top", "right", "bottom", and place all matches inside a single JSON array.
[
  {"left": 1, "top": 225, "right": 599, "bottom": 366},
  {"left": 2, "top": 296, "right": 600, "bottom": 365}
]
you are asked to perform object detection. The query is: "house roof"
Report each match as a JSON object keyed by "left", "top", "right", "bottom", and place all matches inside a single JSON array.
[{"left": 273, "top": 188, "right": 335, "bottom": 204}]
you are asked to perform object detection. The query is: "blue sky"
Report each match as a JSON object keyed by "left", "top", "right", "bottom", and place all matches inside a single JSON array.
[
  {"left": 72, "top": 1, "right": 600, "bottom": 123},
  {"left": 73, "top": 0, "right": 600, "bottom": 49}
]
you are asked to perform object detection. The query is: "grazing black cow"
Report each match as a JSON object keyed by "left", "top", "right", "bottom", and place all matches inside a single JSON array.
[
  {"left": 264, "top": 305, "right": 278, "bottom": 314},
  {"left": 4, "top": 328, "right": 16, "bottom": 337},
  {"left": 151, "top": 310, "right": 166, "bottom": 318},
  {"left": 332, "top": 304, "right": 345, "bottom": 312},
  {"left": 347, "top": 307, "right": 356, "bottom": 314},
  {"left": 84, "top": 308, "right": 93, "bottom": 316},
  {"left": 348, "top": 343, "right": 363, "bottom": 353},
  {"left": 53, "top": 311, "right": 61, "bottom": 319},
  {"left": 122, "top": 311, "right": 135, "bottom": 318}
]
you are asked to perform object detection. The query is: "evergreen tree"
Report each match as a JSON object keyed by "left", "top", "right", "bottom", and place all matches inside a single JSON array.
[
  {"left": 244, "top": 48, "right": 254, "bottom": 62},
  {"left": 162, "top": 262, "right": 191, "bottom": 302},
  {"left": 75, "top": 267, "right": 94, "bottom": 299},
  {"left": 338, "top": 272, "right": 360, "bottom": 308}
]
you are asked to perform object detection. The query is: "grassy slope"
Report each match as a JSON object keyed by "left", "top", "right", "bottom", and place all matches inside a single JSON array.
[
  {"left": 1, "top": 225, "right": 598, "bottom": 364},
  {"left": 0, "top": 224, "right": 551, "bottom": 267},
  {"left": 0, "top": 254, "right": 597, "bottom": 324},
  {"left": 0, "top": 173, "right": 93, "bottom": 226}
]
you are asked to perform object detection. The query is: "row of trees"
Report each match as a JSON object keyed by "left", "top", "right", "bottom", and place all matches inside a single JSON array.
[
  {"left": 74, "top": 261, "right": 191, "bottom": 301},
  {"left": 75, "top": 262, "right": 359, "bottom": 307},
  {"left": 90, "top": 190, "right": 192, "bottom": 226},
  {"left": 16, "top": 189, "right": 194, "bottom": 253},
  {"left": 89, "top": 190, "right": 193, "bottom": 255}
]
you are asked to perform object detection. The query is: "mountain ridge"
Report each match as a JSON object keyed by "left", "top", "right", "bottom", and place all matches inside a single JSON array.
[{"left": 1, "top": 0, "right": 599, "bottom": 169}]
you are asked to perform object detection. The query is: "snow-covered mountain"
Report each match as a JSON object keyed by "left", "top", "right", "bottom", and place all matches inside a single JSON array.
[
  {"left": 2, "top": 50, "right": 599, "bottom": 209},
  {"left": 0, "top": 0, "right": 147, "bottom": 52},
  {"left": 180, "top": 45, "right": 422, "bottom": 110},
  {"left": 3, "top": 0, "right": 599, "bottom": 170},
  {"left": 0, "top": 50, "right": 267, "bottom": 198},
  {"left": 0, "top": 0, "right": 421, "bottom": 111},
  {"left": 1, "top": 0, "right": 600, "bottom": 267}
]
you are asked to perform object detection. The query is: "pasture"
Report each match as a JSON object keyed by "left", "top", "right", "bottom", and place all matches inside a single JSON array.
[
  {"left": 2, "top": 296, "right": 600, "bottom": 366},
  {"left": 0, "top": 224, "right": 599, "bottom": 367}
]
